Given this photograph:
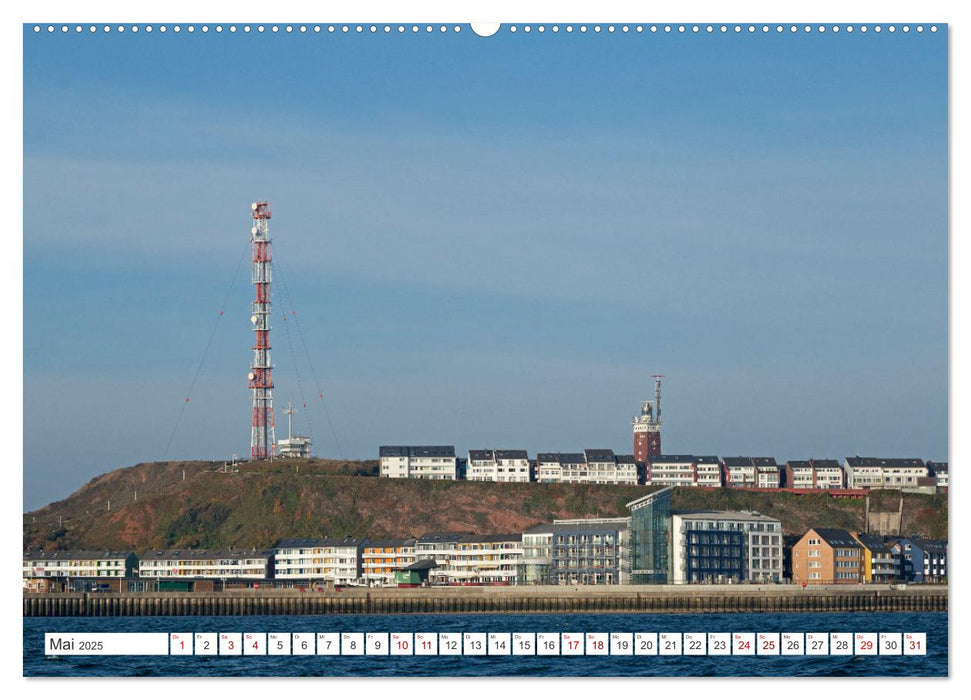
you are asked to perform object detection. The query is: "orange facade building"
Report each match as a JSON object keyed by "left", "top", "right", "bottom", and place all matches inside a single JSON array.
[{"left": 792, "top": 528, "right": 864, "bottom": 585}]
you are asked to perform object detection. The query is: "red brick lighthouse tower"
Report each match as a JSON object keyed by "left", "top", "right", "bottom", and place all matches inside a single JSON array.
[{"left": 632, "top": 375, "right": 663, "bottom": 462}]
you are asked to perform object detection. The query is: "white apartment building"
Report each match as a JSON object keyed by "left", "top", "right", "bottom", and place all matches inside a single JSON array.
[
  {"left": 646, "top": 455, "right": 696, "bottom": 487},
  {"left": 536, "top": 453, "right": 564, "bottom": 483},
  {"left": 615, "top": 455, "right": 639, "bottom": 483},
  {"left": 695, "top": 456, "right": 722, "bottom": 487},
  {"left": 813, "top": 459, "right": 846, "bottom": 488},
  {"left": 23, "top": 550, "right": 136, "bottom": 579},
  {"left": 648, "top": 456, "right": 728, "bottom": 488},
  {"left": 927, "top": 461, "right": 948, "bottom": 491},
  {"left": 843, "top": 457, "right": 928, "bottom": 489},
  {"left": 496, "top": 450, "right": 531, "bottom": 482},
  {"left": 467, "top": 449, "right": 531, "bottom": 482},
  {"left": 559, "top": 453, "right": 588, "bottom": 483},
  {"left": 785, "top": 459, "right": 845, "bottom": 489},
  {"left": 379, "top": 445, "right": 411, "bottom": 478},
  {"left": 415, "top": 533, "right": 523, "bottom": 584},
  {"left": 584, "top": 449, "right": 638, "bottom": 484},
  {"left": 722, "top": 457, "right": 757, "bottom": 487},
  {"left": 785, "top": 461, "right": 816, "bottom": 489},
  {"left": 756, "top": 464, "right": 781, "bottom": 489},
  {"left": 671, "top": 511, "right": 783, "bottom": 584},
  {"left": 379, "top": 445, "right": 458, "bottom": 480},
  {"left": 543, "top": 450, "right": 637, "bottom": 485},
  {"left": 584, "top": 449, "right": 620, "bottom": 484},
  {"left": 843, "top": 458, "right": 883, "bottom": 488},
  {"left": 881, "top": 460, "right": 928, "bottom": 489},
  {"left": 273, "top": 537, "right": 365, "bottom": 584},
  {"left": 361, "top": 538, "right": 416, "bottom": 586},
  {"left": 138, "top": 549, "right": 271, "bottom": 579},
  {"left": 467, "top": 449, "right": 498, "bottom": 481},
  {"left": 723, "top": 457, "right": 778, "bottom": 488}
]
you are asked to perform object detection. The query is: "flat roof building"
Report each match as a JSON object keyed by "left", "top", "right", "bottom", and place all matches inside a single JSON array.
[
  {"left": 415, "top": 533, "right": 523, "bottom": 585},
  {"left": 671, "top": 511, "right": 783, "bottom": 584},
  {"left": 522, "top": 518, "right": 631, "bottom": 586},
  {"left": 361, "top": 538, "right": 417, "bottom": 586},
  {"left": 646, "top": 455, "right": 697, "bottom": 487},
  {"left": 274, "top": 537, "right": 365, "bottom": 584},
  {"left": 23, "top": 550, "right": 137, "bottom": 580},
  {"left": 646, "top": 455, "right": 723, "bottom": 488},
  {"left": 138, "top": 549, "right": 272, "bottom": 580}
]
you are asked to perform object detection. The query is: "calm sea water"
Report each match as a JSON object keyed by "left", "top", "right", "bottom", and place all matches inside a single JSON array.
[{"left": 24, "top": 612, "right": 947, "bottom": 677}]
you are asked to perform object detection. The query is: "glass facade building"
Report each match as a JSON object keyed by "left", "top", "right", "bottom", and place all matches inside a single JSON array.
[{"left": 627, "top": 487, "right": 673, "bottom": 584}]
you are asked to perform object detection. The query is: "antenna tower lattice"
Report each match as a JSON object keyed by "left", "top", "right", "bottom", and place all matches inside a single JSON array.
[{"left": 249, "top": 201, "right": 276, "bottom": 459}]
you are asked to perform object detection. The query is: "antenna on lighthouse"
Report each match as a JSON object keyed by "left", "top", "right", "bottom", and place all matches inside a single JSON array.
[{"left": 652, "top": 374, "right": 664, "bottom": 425}]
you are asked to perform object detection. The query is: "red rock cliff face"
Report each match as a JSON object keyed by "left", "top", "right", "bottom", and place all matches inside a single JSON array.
[
  {"left": 23, "top": 459, "right": 650, "bottom": 551},
  {"left": 22, "top": 459, "right": 949, "bottom": 552}
]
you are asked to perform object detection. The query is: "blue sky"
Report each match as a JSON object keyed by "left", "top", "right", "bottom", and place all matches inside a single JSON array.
[{"left": 23, "top": 26, "right": 947, "bottom": 509}]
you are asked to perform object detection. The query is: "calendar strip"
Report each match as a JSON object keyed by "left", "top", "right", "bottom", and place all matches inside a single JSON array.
[{"left": 44, "top": 632, "right": 927, "bottom": 656}]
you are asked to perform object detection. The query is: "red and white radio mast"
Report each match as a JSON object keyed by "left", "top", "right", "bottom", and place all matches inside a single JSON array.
[{"left": 249, "top": 201, "right": 276, "bottom": 459}]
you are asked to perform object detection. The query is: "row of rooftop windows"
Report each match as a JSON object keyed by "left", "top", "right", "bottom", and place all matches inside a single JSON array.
[{"left": 684, "top": 522, "right": 780, "bottom": 533}]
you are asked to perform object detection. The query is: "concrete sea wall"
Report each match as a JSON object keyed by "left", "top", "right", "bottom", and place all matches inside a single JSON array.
[{"left": 23, "top": 584, "right": 947, "bottom": 617}]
